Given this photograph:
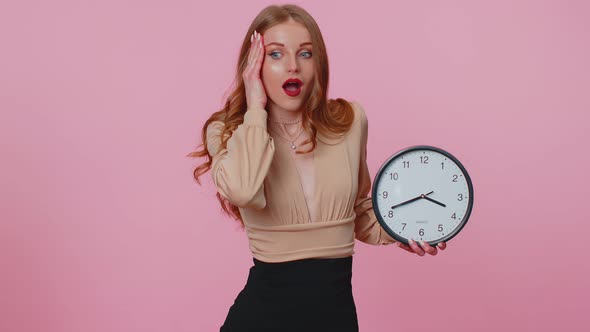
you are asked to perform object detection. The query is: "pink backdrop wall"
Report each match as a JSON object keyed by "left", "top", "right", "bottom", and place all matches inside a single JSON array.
[{"left": 1, "top": 0, "right": 588, "bottom": 331}]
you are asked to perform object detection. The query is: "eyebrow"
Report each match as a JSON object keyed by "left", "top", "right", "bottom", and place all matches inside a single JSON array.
[{"left": 264, "top": 42, "right": 312, "bottom": 47}]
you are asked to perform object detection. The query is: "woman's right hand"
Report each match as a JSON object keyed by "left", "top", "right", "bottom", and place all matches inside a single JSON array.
[{"left": 243, "top": 30, "right": 267, "bottom": 110}]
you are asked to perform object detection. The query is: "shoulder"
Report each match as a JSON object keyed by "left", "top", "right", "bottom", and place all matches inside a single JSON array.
[
  {"left": 206, "top": 120, "right": 228, "bottom": 142},
  {"left": 347, "top": 100, "right": 368, "bottom": 135},
  {"left": 206, "top": 120, "right": 229, "bottom": 156},
  {"left": 350, "top": 100, "right": 367, "bottom": 123},
  {"left": 206, "top": 120, "right": 225, "bottom": 135},
  {"left": 326, "top": 98, "right": 367, "bottom": 128}
]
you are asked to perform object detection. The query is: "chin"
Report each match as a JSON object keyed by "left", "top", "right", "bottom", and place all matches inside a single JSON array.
[
  {"left": 270, "top": 98, "right": 304, "bottom": 111},
  {"left": 283, "top": 102, "right": 305, "bottom": 111}
]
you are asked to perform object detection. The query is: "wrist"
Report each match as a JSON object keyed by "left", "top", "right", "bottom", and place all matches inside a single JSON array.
[{"left": 244, "top": 107, "right": 268, "bottom": 127}]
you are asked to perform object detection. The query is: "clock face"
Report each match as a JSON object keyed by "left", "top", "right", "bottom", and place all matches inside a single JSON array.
[{"left": 372, "top": 145, "right": 473, "bottom": 245}]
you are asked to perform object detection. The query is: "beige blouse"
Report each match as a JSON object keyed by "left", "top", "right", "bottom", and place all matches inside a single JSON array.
[{"left": 206, "top": 101, "right": 396, "bottom": 263}]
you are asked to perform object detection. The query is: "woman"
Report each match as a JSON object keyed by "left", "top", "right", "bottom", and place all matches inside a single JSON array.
[{"left": 189, "top": 4, "right": 447, "bottom": 331}]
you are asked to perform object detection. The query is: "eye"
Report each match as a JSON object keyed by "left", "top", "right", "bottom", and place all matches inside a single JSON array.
[
  {"left": 267, "top": 51, "right": 313, "bottom": 59},
  {"left": 301, "top": 51, "right": 312, "bottom": 58}
]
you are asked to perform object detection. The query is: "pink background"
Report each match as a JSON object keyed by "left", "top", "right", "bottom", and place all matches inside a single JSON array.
[{"left": 1, "top": 0, "right": 588, "bottom": 331}]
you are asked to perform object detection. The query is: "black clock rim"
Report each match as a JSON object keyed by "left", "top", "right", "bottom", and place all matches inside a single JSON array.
[{"left": 371, "top": 145, "right": 474, "bottom": 246}]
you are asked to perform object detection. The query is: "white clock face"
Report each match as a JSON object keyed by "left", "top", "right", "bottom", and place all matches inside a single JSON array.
[{"left": 372, "top": 146, "right": 473, "bottom": 244}]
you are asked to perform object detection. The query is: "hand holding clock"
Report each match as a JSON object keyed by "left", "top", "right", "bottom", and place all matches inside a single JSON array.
[
  {"left": 395, "top": 239, "right": 447, "bottom": 256},
  {"left": 390, "top": 190, "right": 448, "bottom": 256}
]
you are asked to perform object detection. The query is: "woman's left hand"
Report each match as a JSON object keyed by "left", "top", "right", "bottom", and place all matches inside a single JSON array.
[{"left": 395, "top": 239, "right": 446, "bottom": 256}]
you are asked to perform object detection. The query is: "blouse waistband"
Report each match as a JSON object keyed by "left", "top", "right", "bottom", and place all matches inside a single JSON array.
[{"left": 245, "top": 215, "right": 356, "bottom": 263}]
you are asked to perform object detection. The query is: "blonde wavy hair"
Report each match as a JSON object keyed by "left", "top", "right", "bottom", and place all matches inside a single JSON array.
[{"left": 187, "top": 4, "right": 356, "bottom": 228}]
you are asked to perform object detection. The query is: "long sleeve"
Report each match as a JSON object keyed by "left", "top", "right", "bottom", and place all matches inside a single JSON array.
[
  {"left": 352, "top": 102, "right": 397, "bottom": 246},
  {"left": 206, "top": 107, "right": 275, "bottom": 209}
]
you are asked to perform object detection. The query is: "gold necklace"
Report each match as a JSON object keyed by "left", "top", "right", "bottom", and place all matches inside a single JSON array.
[
  {"left": 270, "top": 118, "right": 302, "bottom": 125},
  {"left": 270, "top": 123, "right": 305, "bottom": 149}
]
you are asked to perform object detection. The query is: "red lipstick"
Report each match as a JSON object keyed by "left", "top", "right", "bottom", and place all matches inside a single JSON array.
[{"left": 282, "top": 78, "right": 303, "bottom": 97}]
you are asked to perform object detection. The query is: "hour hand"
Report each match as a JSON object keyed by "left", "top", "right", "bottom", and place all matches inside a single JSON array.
[{"left": 423, "top": 196, "right": 446, "bottom": 207}]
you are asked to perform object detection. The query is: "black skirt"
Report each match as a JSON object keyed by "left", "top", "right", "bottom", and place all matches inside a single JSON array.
[{"left": 220, "top": 256, "right": 358, "bottom": 332}]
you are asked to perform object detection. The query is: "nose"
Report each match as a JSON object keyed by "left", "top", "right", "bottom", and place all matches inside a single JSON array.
[{"left": 287, "top": 54, "right": 299, "bottom": 73}]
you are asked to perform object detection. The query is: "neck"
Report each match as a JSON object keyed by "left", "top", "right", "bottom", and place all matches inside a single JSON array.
[{"left": 267, "top": 102, "right": 305, "bottom": 123}]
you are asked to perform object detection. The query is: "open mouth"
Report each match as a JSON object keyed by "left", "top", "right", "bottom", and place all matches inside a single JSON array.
[{"left": 282, "top": 78, "right": 303, "bottom": 97}]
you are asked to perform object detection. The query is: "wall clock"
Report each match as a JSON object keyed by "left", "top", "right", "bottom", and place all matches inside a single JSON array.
[{"left": 372, "top": 145, "right": 474, "bottom": 246}]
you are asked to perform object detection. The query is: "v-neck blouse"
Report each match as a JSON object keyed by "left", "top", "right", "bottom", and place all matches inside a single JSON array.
[{"left": 206, "top": 101, "right": 396, "bottom": 263}]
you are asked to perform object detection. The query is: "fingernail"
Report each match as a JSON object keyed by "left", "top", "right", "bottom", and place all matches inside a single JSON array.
[
  {"left": 408, "top": 238, "right": 413, "bottom": 245},
  {"left": 418, "top": 240, "right": 425, "bottom": 246}
]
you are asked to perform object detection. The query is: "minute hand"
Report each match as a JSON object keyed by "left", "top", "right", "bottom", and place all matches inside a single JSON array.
[{"left": 391, "top": 191, "right": 434, "bottom": 210}]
